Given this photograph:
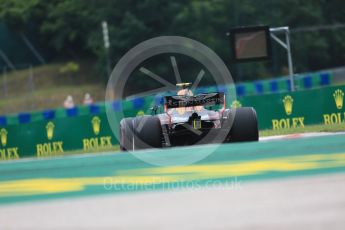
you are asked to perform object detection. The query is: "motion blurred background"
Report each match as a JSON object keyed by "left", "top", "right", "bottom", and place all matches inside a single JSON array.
[
  {"left": 1, "top": 2, "right": 345, "bottom": 228},
  {"left": 0, "top": 0, "right": 344, "bottom": 114}
]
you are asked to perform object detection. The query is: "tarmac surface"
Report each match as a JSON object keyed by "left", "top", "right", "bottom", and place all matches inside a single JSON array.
[
  {"left": 1, "top": 173, "right": 344, "bottom": 230},
  {"left": 0, "top": 133, "right": 345, "bottom": 229}
]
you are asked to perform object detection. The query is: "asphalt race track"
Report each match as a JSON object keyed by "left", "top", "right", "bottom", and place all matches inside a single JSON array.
[{"left": 0, "top": 134, "right": 345, "bottom": 229}]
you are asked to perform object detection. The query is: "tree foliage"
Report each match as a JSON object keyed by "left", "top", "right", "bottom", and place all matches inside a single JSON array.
[{"left": 0, "top": 0, "right": 344, "bottom": 81}]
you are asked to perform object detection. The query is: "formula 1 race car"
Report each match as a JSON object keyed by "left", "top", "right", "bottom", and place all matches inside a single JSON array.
[{"left": 119, "top": 83, "right": 258, "bottom": 151}]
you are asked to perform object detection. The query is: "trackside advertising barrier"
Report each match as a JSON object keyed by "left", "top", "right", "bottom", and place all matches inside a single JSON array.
[
  {"left": 238, "top": 85, "right": 345, "bottom": 130},
  {"left": 0, "top": 85, "right": 344, "bottom": 160}
]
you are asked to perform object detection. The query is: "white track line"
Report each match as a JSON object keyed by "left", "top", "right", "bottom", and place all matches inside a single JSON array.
[{"left": 260, "top": 132, "right": 345, "bottom": 142}]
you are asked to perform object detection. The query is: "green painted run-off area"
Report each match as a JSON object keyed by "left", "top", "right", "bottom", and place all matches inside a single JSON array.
[{"left": 0, "top": 134, "right": 345, "bottom": 205}]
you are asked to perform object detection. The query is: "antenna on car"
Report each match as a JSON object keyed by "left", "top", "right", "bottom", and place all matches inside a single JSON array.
[
  {"left": 176, "top": 83, "right": 193, "bottom": 96},
  {"left": 176, "top": 82, "right": 192, "bottom": 89}
]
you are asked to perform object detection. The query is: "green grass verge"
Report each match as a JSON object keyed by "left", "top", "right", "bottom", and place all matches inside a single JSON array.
[
  {"left": 63, "top": 145, "right": 121, "bottom": 155},
  {"left": 260, "top": 123, "right": 345, "bottom": 137},
  {"left": 6, "top": 124, "right": 344, "bottom": 161},
  {"left": 29, "top": 145, "right": 121, "bottom": 160},
  {"left": 0, "top": 62, "right": 105, "bottom": 114},
  {"left": 31, "top": 124, "right": 345, "bottom": 157}
]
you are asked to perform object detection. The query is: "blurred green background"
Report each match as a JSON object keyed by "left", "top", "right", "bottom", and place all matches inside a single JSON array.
[{"left": 0, "top": 0, "right": 344, "bottom": 113}]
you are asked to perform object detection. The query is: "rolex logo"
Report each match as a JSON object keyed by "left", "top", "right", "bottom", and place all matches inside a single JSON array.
[
  {"left": 231, "top": 100, "right": 242, "bottom": 109},
  {"left": 333, "top": 89, "right": 344, "bottom": 110},
  {"left": 283, "top": 95, "right": 294, "bottom": 115},
  {"left": 46, "top": 122, "right": 55, "bottom": 140},
  {"left": 0, "top": 128, "right": 8, "bottom": 147},
  {"left": 91, "top": 116, "right": 101, "bottom": 135}
]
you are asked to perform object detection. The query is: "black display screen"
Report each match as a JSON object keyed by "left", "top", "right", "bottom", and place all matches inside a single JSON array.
[{"left": 228, "top": 26, "right": 272, "bottom": 62}]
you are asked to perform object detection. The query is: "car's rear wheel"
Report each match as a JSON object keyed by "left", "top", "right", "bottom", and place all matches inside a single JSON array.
[
  {"left": 133, "top": 116, "right": 163, "bottom": 149},
  {"left": 120, "top": 116, "right": 163, "bottom": 151},
  {"left": 119, "top": 118, "right": 134, "bottom": 151},
  {"left": 228, "top": 107, "right": 259, "bottom": 142}
]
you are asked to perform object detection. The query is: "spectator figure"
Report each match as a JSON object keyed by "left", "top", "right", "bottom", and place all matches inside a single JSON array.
[
  {"left": 83, "top": 93, "right": 94, "bottom": 105},
  {"left": 63, "top": 95, "right": 75, "bottom": 109}
]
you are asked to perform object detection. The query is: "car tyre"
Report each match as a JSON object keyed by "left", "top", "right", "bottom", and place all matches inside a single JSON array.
[
  {"left": 229, "top": 107, "right": 259, "bottom": 142},
  {"left": 120, "top": 116, "right": 163, "bottom": 150},
  {"left": 132, "top": 116, "right": 163, "bottom": 149},
  {"left": 119, "top": 117, "right": 134, "bottom": 151}
]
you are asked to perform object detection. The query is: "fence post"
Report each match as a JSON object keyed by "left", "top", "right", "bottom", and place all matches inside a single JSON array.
[
  {"left": 2, "top": 67, "right": 8, "bottom": 98},
  {"left": 28, "top": 65, "right": 35, "bottom": 110}
]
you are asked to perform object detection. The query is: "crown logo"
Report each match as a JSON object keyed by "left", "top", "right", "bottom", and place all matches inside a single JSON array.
[
  {"left": 333, "top": 89, "right": 344, "bottom": 110},
  {"left": 91, "top": 116, "right": 101, "bottom": 135},
  {"left": 0, "top": 128, "right": 8, "bottom": 147},
  {"left": 283, "top": 95, "right": 294, "bottom": 115},
  {"left": 46, "top": 122, "right": 55, "bottom": 140},
  {"left": 136, "top": 110, "right": 145, "bottom": 116},
  {"left": 231, "top": 100, "right": 242, "bottom": 109}
]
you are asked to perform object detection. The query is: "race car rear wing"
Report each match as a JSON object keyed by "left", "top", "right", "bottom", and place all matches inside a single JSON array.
[{"left": 164, "top": 92, "right": 225, "bottom": 109}]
